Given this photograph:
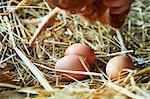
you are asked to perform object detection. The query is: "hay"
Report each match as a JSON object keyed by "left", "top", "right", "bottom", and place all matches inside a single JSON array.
[{"left": 0, "top": 0, "right": 149, "bottom": 98}]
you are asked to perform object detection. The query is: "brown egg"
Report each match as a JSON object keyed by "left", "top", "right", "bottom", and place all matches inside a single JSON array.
[
  {"left": 65, "top": 43, "right": 96, "bottom": 64},
  {"left": 55, "top": 55, "right": 89, "bottom": 81},
  {"left": 106, "top": 56, "right": 134, "bottom": 79}
]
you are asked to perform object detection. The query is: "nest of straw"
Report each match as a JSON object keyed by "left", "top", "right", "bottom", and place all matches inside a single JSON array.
[{"left": 0, "top": 0, "right": 149, "bottom": 98}]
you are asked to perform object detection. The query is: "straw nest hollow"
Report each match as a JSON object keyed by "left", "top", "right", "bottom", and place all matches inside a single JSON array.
[{"left": 0, "top": 0, "right": 149, "bottom": 99}]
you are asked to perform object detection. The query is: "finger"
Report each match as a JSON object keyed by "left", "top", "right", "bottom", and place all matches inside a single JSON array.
[
  {"left": 110, "top": 8, "right": 129, "bottom": 28},
  {"left": 98, "top": 5, "right": 110, "bottom": 25},
  {"left": 110, "top": 3, "right": 130, "bottom": 14},
  {"left": 103, "top": 0, "right": 133, "bottom": 7}
]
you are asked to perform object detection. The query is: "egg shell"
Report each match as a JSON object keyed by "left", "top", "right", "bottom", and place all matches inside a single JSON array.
[
  {"left": 64, "top": 43, "right": 96, "bottom": 64},
  {"left": 55, "top": 55, "right": 89, "bottom": 81},
  {"left": 106, "top": 56, "right": 134, "bottom": 79}
]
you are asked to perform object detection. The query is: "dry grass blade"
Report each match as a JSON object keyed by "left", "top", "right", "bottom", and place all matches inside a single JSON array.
[
  {"left": 10, "top": 0, "right": 35, "bottom": 14},
  {"left": 0, "top": 0, "right": 149, "bottom": 98},
  {"left": 14, "top": 47, "right": 53, "bottom": 91},
  {"left": 3, "top": 15, "right": 53, "bottom": 91},
  {"left": 0, "top": 83, "right": 21, "bottom": 89},
  {"left": 133, "top": 67, "right": 150, "bottom": 77},
  {"left": 29, "top": 7, "right": 60, "bottom": 45},
  {"left": 106, "top": 81, "right": 145, "bottom": 99}
]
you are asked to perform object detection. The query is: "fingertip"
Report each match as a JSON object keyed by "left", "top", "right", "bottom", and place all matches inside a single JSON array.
[
  {"left": 103, "top": 0, "right": 133, "bottom": 7},
  {"left": 110, "top": 4, "right": 130, "bottom": 14}
]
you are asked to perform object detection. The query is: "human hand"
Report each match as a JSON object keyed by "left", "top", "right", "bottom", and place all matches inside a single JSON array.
[
  {"left": 46, "top": 0, "right": 133, "bottom": 27},
  {"left": 102, "top": 0, "right": 133, "bottom": 27}
]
